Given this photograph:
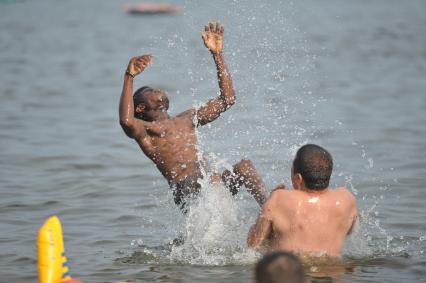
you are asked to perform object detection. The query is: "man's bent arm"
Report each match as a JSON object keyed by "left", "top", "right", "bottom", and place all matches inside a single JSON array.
[
  {"left": 247, "top": 201, "right": 273, "bottom": 249},
  {"left": 200, "top": 52, "right": 235, "bottom": 120},
  {"left": 119, "top": 55, "right": 151, "bottom": 141},
  {"left": 190, "top": 22, "right": 236, "bottom": 126}
]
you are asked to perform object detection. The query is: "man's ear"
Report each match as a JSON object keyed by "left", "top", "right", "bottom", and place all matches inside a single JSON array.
[
  {"left": 293, "top": 173, "right": 303, "bottom": 190},
  {"left": 135, "top": 104, "right": 145, "bottom": 113}
]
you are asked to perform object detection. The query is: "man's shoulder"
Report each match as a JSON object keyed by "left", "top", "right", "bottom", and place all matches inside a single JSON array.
[
  {"left": 270, "top": 187, "right": 294, "bottom": 199},
  {"left": 331, "top": 187, "right": 357, "bottom": 208},
  {"left": 333, "top": 187, "right": 356, "bottom": 198},
  {"left": 174, "top": 109, "right": 197, "bottom": 126},
  {"left": 176, "top": 109, "right": 195, "bottom": 119},
  {"left": 266, "top": 188, "right": 297, "bottom": 208}
]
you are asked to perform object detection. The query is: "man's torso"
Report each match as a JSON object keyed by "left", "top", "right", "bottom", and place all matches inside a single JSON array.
[
  {"left": 268, "top": 188, "right": 357, "bottom": 257},
  {"left": 135, "top": 113, "right": 202, "bottom": 184}
]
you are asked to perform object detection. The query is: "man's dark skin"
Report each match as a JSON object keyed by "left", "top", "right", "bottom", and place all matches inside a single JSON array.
[{"left": 119, "top": 22, "right": 267, "bottom": 208}]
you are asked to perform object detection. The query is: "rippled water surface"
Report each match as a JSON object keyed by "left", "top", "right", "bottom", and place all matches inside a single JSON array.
[{"left": 1, "top": 0, "right": 425, "bottom": 282}]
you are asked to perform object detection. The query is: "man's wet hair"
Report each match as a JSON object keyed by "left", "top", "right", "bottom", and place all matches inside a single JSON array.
[
  {"left": 133, "top": 86, "right": 153, "bottom": 106},
  {"left": 293, "top": 144, "right": 333, "bottom": 191},
  {"left": 255, "top": 251, "right": 305, "bottom": 283}
]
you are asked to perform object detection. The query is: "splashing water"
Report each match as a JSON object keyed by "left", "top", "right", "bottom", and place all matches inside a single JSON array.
[{"left": 169, "top": 176, "right": 260, "bottom": 265}]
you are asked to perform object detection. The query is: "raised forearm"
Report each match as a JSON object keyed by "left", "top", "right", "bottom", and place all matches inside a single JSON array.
[
  {"left": 120, "top": 54, "right": 152, "bottom": 134},
  {"left": 213, "top": 52, "right": 235, "bottom": 106},
  {"left": 119, "top": 73, "right": 148, "bottom": 139},
  {"left": 119, "top": 73, "right": 135, "bottom": 127}
]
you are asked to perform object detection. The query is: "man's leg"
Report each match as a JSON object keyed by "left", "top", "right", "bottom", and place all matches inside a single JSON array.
[{"left": 222, "top": 159, "right": 267, "bottom": 206}]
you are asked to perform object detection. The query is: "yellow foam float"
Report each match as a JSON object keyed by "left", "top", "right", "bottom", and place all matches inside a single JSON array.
[{"left": 37, "top": 216, "right": 82, "bottom": 283}]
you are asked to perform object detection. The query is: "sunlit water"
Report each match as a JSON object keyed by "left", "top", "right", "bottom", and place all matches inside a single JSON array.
[{"left": 0, "top": 0, "right": 425, "bottom": 282}]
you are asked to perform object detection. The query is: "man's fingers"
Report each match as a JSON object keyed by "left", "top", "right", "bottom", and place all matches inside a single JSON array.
[
  {"left": 135, "top": 57, "right": 150, "bottom": 65},
  {"left": 140, "top": 55, "right": 152, "bottom": 65},
  {"left": 204, "top": 21, "right": 224, "bottom": 34},
  {"left": 139, "top": 54, "right": 152, "bottom": 60},
  {"left": 137, "top": 59, "right": 149, "bottom": 66},
  {"left": 141, "top": 57, "right": 151, "bottom": 64}
]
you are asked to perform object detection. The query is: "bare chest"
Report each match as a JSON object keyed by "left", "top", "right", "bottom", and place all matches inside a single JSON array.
[{"left": 147, "top": 118, "right": 197, "bottom": 149}]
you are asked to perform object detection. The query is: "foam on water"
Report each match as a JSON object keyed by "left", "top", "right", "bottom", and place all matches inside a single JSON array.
[{"left": 168, "top": 175, "right": 260, "bottom": 265}]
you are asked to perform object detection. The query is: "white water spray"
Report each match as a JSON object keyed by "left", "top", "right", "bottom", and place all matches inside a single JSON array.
[{"left": 169, "top": 177, "right": 259, "bottom": 265}]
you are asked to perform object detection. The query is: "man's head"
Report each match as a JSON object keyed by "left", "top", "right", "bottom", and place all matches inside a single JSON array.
[
  {"left": 292, "top": 144, "right": 333, "bottom": 191},
  {"left": 255, "top": 251, "right": 305, "bottom": 283},
  {"left": 133, "top": 86, "right": 169, "bottom": 120}
]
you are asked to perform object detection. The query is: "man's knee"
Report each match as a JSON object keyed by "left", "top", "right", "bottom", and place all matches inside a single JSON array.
[{"left": 233, "top": 159, "right": 254, "bottom": 175}]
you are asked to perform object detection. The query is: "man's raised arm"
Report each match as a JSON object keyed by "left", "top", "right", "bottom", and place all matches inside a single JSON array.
[
  {"left": 189, "top": 21, "right": 236, "bottom": 126},
  {"left": 119, "top": 55, "right": 151, "bottom": 140}
]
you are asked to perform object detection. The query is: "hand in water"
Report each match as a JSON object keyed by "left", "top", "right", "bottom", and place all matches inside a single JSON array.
[
  {"left": 126, "top": 54, "right": 152, "bottom": 77},
  {"left": 201, "top": 21, "right": 224, "bottom": 54}
]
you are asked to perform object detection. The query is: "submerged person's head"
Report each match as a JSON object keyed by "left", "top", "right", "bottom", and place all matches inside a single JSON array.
[
  {"left": 255, "top": 251, "right": 305, "bottom": 283},
  {"left": 133, "top": 86, "right": 169, "bottom": 120},
  {"left": 292, "top": 144, "right": 333, "bottom": 191}
]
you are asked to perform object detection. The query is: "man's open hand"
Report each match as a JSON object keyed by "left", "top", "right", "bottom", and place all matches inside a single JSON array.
[
  {"left": 201, "top": 21, "right": 224, "bottom": 54},
  {"left": 126, "top": 54, "right": 152, "bottom": 77}
]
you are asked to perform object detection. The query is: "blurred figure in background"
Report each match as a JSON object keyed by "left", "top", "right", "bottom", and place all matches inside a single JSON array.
[{"left": 255, "top": 251, "right": 306, "bottom": 283}]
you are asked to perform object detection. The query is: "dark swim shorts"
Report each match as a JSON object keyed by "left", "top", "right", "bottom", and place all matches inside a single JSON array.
[{"left": 171, "top": 174, "right": 202, "bottom": 212}]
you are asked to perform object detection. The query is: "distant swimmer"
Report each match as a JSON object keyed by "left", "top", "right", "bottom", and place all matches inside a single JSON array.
[
  {"left": 119, "top": 22, "right": 267, "bottom": 210},
  {"left": 123, "top": 3, "right": 179, "bottom": 15},
  {"left": 247, "top": 144, "right": 358, "bottom": 258}
]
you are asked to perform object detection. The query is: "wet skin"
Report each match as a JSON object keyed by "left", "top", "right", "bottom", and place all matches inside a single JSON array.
[
  {"left": 248, "top": 166, "right": 358, "bottom": 258},
  {"left": 119, "top": 22, "right": 267, "bottom": 206}
]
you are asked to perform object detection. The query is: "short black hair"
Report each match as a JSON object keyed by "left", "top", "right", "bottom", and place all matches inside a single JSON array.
[
  {"left": 293, "top": 144, "right": 333, "bottom": 191},
  {"left": 133, "top": 86, "right": 153, "bottom": 106},
  {"left": 255, "top": 251, "right": 305, "bottom": 283}
]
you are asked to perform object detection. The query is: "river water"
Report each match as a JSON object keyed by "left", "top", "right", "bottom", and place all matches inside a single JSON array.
[{"left": 0, "top": 0, "right": 425, "bottom": 282}]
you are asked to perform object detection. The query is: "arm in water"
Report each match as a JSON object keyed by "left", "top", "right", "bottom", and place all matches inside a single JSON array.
[
  {"left": 178, "top": 21, "right": 236, "bottom": 126},
  {"left": 119, "top": 55, "right": 154, "bottom": 152},
  {"left": 247, "top": 197, "right": 274, "bottom": 250},
  {"left": 247, "top": 184, "right": 285, "bottom": 247}
]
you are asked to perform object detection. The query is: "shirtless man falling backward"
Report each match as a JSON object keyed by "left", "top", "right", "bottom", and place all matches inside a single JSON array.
[
  {"left": 119, "top": 22, "right": 267, "bottom": 210},
  {"left": 248, "top": 144, "right": 358, "bottom": 257}
]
